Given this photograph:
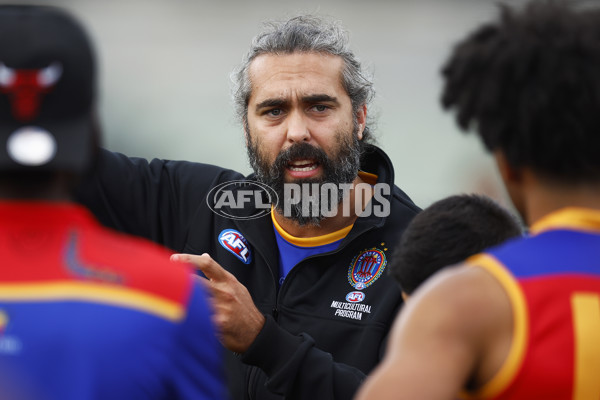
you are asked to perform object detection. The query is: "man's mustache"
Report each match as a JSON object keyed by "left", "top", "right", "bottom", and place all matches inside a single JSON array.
[{"left": 270, "top": 143, "right": 330, "bottom": 174}]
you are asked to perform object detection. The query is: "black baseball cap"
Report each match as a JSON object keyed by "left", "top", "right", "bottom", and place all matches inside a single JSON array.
[{"left": 0, "top": 5, "right": 96, "bottom": 172}]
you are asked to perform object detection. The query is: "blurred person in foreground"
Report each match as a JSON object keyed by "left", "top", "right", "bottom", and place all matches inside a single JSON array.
[
  {"left": 76, "top": 14, "right": 420, "bottom": 400},
  {"left": 0, "top": 5, "right": 225, "bottom": 399},
  {"left": 356, "top": 1, "right": 600, "bottom": 399},
  {"left": 390, "top": 194, "right": 522, "bottom": 300}
]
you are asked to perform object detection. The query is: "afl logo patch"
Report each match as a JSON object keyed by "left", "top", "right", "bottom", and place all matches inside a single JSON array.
[
  {"left": 218, "top": 229, "right": 252, "bottom": 264},
  {"left": 348, "top": 248, "right": 386, "bottom": 290},
  {"left": 346, "top": 291, "right": 365, "bottom": 303}
]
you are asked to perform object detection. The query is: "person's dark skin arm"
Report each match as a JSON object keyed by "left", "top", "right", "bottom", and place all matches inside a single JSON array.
[{"left": 355, "top": 264, "right": 514, "bottom": 400}]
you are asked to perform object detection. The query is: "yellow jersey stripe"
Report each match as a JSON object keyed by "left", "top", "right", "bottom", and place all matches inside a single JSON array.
[
  {"left": 0, "top": 282, "right": 185, "bottom": 322},
  {"left": 571, "top": 293, "right": 600, "bottom": 400}
]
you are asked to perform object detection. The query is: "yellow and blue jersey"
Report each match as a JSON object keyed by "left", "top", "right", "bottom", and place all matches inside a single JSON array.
[{"left": 466, "top": 207, "right": 600, "bottom": 400}]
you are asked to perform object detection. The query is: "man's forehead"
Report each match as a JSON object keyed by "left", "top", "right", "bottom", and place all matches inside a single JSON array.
[{"left": 248, "top": 52, "right": 346, "bottom": 101}]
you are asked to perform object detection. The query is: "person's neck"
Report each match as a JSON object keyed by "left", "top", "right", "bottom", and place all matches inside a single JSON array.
[
  {"left": 524, "top": 179, "right": 600, "bottom": 225},
  {"left": 273, "top": 174, "right": 373, "bottom": 238}
]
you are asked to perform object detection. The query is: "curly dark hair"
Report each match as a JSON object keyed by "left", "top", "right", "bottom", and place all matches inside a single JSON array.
[
  {"left": 390, "top": 194, "right": 523, "bottom": 295},
  {"left": 441, "top": 1, "right": 600, "bottom": 182}
]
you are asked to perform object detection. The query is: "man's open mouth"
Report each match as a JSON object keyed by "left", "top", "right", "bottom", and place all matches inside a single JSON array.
[{"left": 287, "top": 159, "right": 319, "bottom": 172}]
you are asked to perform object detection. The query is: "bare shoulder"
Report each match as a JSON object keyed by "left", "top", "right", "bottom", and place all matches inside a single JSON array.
[
  {"left": 356, "top": 263, "right": 513, "bottom": 400},
  {"left": 400, "top": 263, "right": 514, "bottom": 391},
  {"left": 405, "top": 263, "right": 511, "bottom": 332}
]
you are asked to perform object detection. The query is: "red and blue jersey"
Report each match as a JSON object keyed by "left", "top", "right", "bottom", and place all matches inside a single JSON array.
[
  {"left": 466, "top": 208, "right": 600, "bottom": 400},
  {"left": 0, "top": 202, "right": 226, "bottom": 400}
]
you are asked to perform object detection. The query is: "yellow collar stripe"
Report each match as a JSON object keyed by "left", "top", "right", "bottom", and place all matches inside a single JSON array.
[
  {"left": 530, "top": 207, "right": 600, "bottom": 235},
  {"left": 358, "top": 170, "right": 378, "bottom": 185},
  {"left": 271, "top": 211, "right": 352, "bottom": 247}
]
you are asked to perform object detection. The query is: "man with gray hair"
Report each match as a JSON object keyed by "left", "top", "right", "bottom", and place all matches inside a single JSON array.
[{"left": 79, "top": 14, "right": 419, "bottom": 400}]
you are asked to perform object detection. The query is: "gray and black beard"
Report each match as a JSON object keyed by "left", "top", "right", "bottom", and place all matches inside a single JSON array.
[{"left": 247, "top": 130, "right": 362, "bottom": 226}]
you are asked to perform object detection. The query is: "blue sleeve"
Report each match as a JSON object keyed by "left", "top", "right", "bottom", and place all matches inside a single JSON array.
[{"left": 170, "top": 281, "right": 228, "bottom": 400}]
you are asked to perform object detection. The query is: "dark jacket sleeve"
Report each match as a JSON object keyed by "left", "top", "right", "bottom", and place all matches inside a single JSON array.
[
  {"left": 241, "top": 316, "right": 367, "bottom": 399},
  {"left": 76, "top": 148, "right": 243, "bottom": 252}
]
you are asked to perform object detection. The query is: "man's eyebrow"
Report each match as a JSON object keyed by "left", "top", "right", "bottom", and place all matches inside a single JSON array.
[
  {"left": 255, "top": 99, "right": 287, "bottom": 111},
  {"left": 254, "top": 94, "right": 340, "bottom": 112},
  {"left": 302, "top": 94, "right": 339, "bottom": 104}
]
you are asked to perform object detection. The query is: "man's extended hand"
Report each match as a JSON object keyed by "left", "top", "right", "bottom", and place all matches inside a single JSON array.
[{"left": 171, "top": 253, "right": 266, "bottom": 353}]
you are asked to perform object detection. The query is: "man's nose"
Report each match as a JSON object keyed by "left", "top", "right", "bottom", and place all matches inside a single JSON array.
[{"left": 285, "top": 110, "right": 311, "bottom": 143}]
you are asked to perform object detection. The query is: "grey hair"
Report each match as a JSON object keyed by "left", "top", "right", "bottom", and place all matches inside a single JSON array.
[{"left": 231, "top": 15, "right": 375, "bottom": 143}]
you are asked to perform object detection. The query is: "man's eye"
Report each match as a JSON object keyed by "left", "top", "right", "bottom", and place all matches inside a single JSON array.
[
  {"left": 313, "top": 105, "right": 328, "bottom": 112},
  {"left": 268, "top": 109, "right": 282, "bottom": 116}
]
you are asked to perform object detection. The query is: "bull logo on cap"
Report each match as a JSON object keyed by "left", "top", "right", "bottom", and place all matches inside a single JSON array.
[{"left": 0, "top": 62, "right": 62, "bottom": 121}]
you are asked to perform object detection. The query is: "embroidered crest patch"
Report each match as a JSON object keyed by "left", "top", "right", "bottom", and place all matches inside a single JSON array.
[{"left": 348, "top": 248, "right": 386, "bottom": 290}]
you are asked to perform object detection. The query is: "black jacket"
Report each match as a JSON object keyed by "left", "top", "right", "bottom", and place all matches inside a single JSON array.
[{"left": 77, "top": 144, "right": 420, "bottom": 400}]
